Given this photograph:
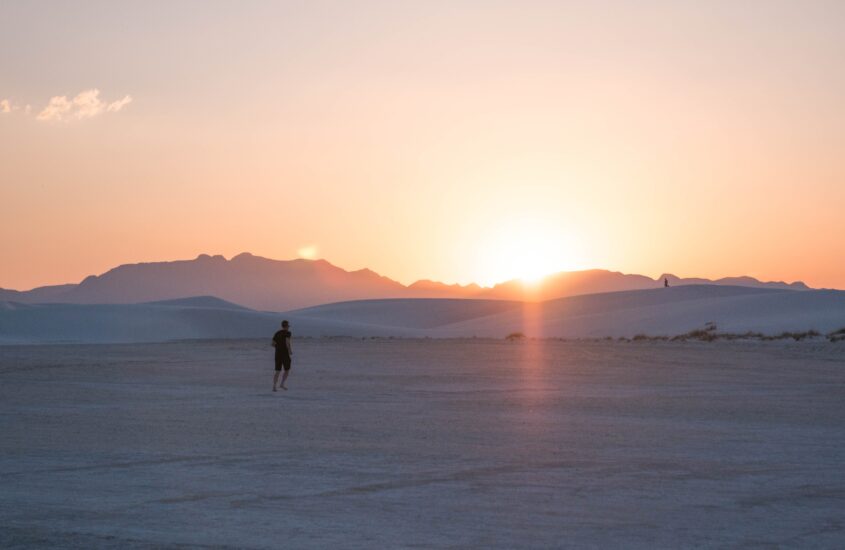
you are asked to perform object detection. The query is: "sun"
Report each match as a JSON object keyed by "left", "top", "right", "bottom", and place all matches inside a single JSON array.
[
  {"left": 475, "top": 219, "right": 584, "bottom": 286},
  {"left": 297, "top": 244, "right": 318, "bottom": 259},
  {"left": 504, "top": 241, "right": 558, "bottom": 284}
]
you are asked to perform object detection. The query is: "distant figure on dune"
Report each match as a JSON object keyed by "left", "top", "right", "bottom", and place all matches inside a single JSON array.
[
  {"left": 272, "top": 320, "right": 293, "bottom": 392},
  {"left": 664, "top": 277, "right": 669, "bottom": 288}
]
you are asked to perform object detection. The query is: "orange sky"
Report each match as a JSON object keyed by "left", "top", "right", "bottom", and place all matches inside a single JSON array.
[{"left": 2, "top": 1, "right": 844, "bottom": 290}]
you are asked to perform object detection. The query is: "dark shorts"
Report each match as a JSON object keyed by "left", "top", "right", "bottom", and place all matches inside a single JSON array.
[{"left": 275, "top": 354, "right": 291, "bottom": 372}]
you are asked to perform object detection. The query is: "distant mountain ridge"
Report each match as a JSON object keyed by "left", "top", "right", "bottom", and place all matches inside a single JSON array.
[
  {"left": 0, "top": 252, "right": 810, "bottom": 311},
  {"left": 661, "top": 273, "right": 807, "bottom": 291}
]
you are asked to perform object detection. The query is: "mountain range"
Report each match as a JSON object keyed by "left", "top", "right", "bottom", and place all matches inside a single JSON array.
[{"left": 0, "top": 252, "right": 810, "bottom": 311}]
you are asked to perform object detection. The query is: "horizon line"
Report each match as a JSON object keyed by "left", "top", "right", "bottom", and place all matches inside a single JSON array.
[{"left": 0, "top": 250, "right": 816, "bottom": 293}]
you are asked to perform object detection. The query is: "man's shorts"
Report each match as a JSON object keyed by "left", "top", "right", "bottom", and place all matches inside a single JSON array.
[{"left": 275, "top": 355, "right": 292, "bottom": 372}]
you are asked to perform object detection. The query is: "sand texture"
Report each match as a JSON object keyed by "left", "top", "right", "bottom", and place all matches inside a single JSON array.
[{"left": 2, "top": 339, "right": 844, "bottom": 548}]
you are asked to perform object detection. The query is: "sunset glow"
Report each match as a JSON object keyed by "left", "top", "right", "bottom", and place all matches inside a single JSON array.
[
  {"left": 297, "top": 245, "right": 319, "bottom": 260},
  {"left": 2, "top": 2, "right": 844, "bottom": 290},
  {"left": 473, "top": 218, "right": 585, "bottom": 286}
]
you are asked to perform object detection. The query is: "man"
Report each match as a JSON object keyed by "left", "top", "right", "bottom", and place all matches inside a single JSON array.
[{"left": 272, "top": 320, "right": 293, "bottom": 391}]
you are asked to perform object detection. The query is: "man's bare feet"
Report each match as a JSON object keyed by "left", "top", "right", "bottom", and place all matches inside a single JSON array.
[
  {"left": 281, "top": 385, "right": 288, "bottom": 391},
  {"left": 272, "top": 387, "right": 277, "bottom": 392}
]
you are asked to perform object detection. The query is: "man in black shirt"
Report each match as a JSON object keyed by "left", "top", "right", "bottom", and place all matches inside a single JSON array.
[{"left": 272, "top": 320, "right": 293, "bottom": 391}]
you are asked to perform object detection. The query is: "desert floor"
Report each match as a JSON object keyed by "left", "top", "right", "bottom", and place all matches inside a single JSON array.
[{"left": 1, "top": 339, "right": 844, "bottom": 548}]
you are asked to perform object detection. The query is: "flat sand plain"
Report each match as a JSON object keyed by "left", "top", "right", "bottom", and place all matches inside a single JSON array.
[{"left": 1, "top": 339, "right": 844, "bottom": 548}]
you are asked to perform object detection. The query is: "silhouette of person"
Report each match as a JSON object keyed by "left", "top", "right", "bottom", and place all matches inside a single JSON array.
[
  {"left": 664, "top": 277, "right": 669, "bottom": 288},
  {"left": 272, "top": 320, "right": 293, "bottom": 391}
]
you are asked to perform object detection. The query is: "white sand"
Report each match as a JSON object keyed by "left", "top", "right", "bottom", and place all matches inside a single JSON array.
[
  {"left": 3, "top": 285, "right": 845, "bottom": 344},
  {"left": 1, "top": 339, "right": 844, "bottom": 547}
]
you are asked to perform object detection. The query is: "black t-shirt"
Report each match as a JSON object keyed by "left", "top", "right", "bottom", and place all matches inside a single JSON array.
[{"left": 273, "top": 330, "right": 291, "bottom": 356}]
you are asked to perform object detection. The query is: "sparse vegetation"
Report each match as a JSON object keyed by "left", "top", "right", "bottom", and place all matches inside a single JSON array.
[
  {"left": 828, "top": 327, "right": 845, "bottom": 343},
  {"left": 672, "top": 329, "right": 716, "bottom": 342},
  {"left": 770, "top": 330, "right": 821, "bottom": 341},
  {"left": 633, "top": 333, "right": 668, "bottom": 342},
  {"left": 507, "top": 325, "right": 845, "bottom": 344},
  {"left": 670, "top": 322, "right": 719, "bottom": 342},
  {"left": 616, "top": 323, "right": 833, "bottom": 343}
]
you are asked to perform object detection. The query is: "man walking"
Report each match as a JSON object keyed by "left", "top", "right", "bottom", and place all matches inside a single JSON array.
[{"left": 272, "top": 320, "right": 293, "bottom": 391}]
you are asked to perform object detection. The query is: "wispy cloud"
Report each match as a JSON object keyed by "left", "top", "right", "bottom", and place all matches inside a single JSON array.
[
  {"left": 106, "top": 95, "right": 132, "bottom": 113},
  {"left": 37, "top": 96, "right": 72, "bottom": 121},
  {"left": 35, "top": 89, "right": 133, "bottom": 122}
]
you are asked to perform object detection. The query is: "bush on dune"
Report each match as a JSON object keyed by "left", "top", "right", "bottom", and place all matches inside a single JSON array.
[
  {"left": 633, "top": 333, "right": 668, "bottom": 342},
  {"left": 621, "top": 324, "right": 834, "bottom": 344},
  {"left": 672, "top": 329, "right": 716, "bottom": 342},
  {"left": 827, "top": 328, "right": 845, "bottom": 342},
  {"left": 671, "top": 322, "right": 718, "bottom": 342},
  {"left": 518, "top": 325, "right": 844, "bottom": 344}
]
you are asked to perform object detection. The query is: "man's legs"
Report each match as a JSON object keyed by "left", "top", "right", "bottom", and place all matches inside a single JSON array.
[
  {"left": 273, "top": 370, "right": 281, "bottom": 391},
  {"left": 280, "top": 368, "right": 290, "bottom": 390}
]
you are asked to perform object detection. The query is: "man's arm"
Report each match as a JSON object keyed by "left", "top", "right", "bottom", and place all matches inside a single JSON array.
[{"left": 286, "top": 336, "right": 292, "bottom": 356}]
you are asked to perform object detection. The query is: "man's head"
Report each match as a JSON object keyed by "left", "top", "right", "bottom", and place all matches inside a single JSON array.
[{"left": 281, "top": 320, "right": 290, "bottom": 329}]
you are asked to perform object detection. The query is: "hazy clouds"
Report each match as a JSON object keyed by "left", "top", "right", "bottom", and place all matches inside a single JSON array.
[
  {"left": 36, "top": 89, "right": 133, "bottom": 121},
  {"left": 1, "top": 89, "right": 132, "bottom": 121}
]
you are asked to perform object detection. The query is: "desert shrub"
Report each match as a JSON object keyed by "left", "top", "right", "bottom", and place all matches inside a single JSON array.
[
  {"left": 629, "top": 334, "right": 669, "bottom": 342},
  {"left": 506, "top": 332, "right": 526, "bottom": 341},
  {"left": 766, "top": 330, "right": 821, "bottom": 341},
  {"left": 674, "top": 328, "right": 718, "bottom": 342},
  {"left": 826, "top": 328, "right": 845, "bottom": 342},
  {"left": 622, "top": 326, "right": 834, "bottom": 343}
]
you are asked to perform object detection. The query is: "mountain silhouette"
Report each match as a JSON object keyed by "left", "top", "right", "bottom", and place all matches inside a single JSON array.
[{"left": 0, "top": 253, "right": 810, "bottom": 311}]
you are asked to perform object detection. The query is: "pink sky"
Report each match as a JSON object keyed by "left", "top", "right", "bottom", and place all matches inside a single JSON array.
[{"left": 2, "top": 1, "right": 844, "bottom": 290}]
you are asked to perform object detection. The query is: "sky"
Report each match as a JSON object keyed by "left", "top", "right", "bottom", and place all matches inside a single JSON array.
[{"left": 2, "top": 0, "right": 844, "bottom": 290}]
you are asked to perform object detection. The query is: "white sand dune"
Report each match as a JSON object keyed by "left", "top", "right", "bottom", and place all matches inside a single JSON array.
[
  {"left": 0, "top": 301, "right": 277, "bottom": 344},
  {"left": 289, "top": 285, "right": 845, "bottom": 338},
  {"left": 2, "top": 285, "right": 843, "bottom": 344},
  {"left": 433, "top": 285, "right": 845, "bottom": 338},
  {"left": 289, "top": 298, "right": 523, "bottom": 329},
  {"left": 0, "top": 299, "right": 415, "bottom": 344}
]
